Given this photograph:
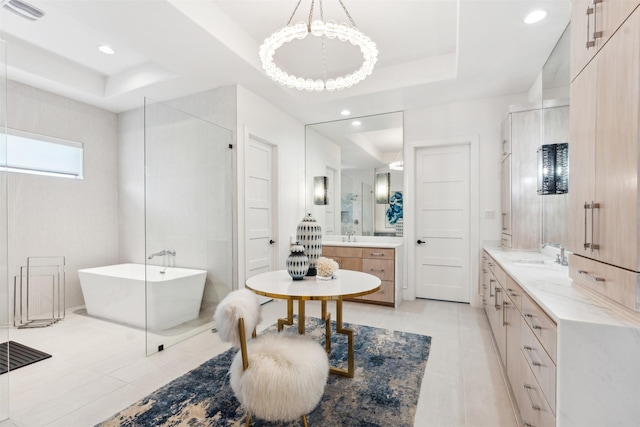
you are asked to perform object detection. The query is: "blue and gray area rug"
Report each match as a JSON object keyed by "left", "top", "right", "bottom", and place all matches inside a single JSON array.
[{"left": 97, "top": 317, "right": 432, "bottom": 427}]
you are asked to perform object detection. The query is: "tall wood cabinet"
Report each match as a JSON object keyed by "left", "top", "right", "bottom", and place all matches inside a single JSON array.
[
  {"left": 501, "top": 107, "right": 541, "bottom": 250},
  {"left": 570, "top": 0, "right": 640, "bottom": 81},
  {"left": 569, "top": 2, "right": 640, "bottom": 312}
]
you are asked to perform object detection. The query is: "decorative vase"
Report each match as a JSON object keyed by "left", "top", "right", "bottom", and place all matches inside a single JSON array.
[
  {"left": 296, "top": 213, "right": 322, "bottom": 276},
  {"left": 286, "top": 244, "right": 309, "bottom": 280}
]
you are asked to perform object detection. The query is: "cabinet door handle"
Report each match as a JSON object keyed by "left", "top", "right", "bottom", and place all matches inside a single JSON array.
[
  {"left": 578, "top": 269, "right": 605, "bottom": 282},
  {"left": 586, "top": 6, "right": 596, "bottom": 48},
  {"left": 592, "top": 0, "right": 603, "bottom": 39},
  {"left": 506, "top": 288, "right": 517, "bottom": 297},
  {"left": 369, "top": 252, "right": 385, "bottom": 256},
  {"left": 583, "top": 201, "right": 590, "bottom": 249},
  {"left": 502, "top": 300, "right": 508, "bottom": 326},
  {"left": 524, "top": 384, "right": 541, "bottom": 411},
  {"left": 524, "top": 313, "right": 543, "bottom": 330},
  {"left": 524, "top": 346, "right": 542, "bottom": 367},
  {"left": 494, "top": 287, "right": 501, "bottom": 310},
  {"left": 590, "top": 201, "right": 600, "bottom": 250},
  {"left": 369, "top": 268, "right": 384, "bottom": 273}
]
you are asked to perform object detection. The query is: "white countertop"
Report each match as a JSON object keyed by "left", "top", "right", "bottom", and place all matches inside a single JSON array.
[
  {"left": 484, "top": 247, "right": 640, "bottom": 328},
  {"left": 322, "top": 241, "right": 402, "bottom": 248}
]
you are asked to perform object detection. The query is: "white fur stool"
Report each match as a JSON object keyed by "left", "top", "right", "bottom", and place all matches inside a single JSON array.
[{"left": 214, "top": 289, "right": 329, "bottom": 426}]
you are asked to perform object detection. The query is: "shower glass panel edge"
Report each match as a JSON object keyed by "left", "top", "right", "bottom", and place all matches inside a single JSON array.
[
  {"left": 143, "top": 98, "right": 233, "bottom": 356},
  {"left": 0, "top": 39, "right": 8, "bottom": 421}
]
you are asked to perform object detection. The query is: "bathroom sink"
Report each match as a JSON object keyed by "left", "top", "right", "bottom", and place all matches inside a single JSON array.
[{"left": 511, "top": 259, "right": 550, "bottom": 267}]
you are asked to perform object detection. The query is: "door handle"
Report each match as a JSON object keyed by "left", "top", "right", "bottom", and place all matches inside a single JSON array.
[
  {"left": 417, "top": 239, "right": 426, "bottom": 244},
  {"left": 269, "top": 239, "right": 276, "bottom": 244}
]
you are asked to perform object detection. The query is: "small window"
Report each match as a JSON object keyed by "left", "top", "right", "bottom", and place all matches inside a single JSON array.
[{"left": 0, "top": 128, "right": 83, "bottom": 179}]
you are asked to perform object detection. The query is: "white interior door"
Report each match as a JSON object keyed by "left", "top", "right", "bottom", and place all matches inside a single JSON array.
[
  {"left": 245, "top": 136, "right": 276, "bottom": 279},
  {"left": 415, "top": 144, "right": 470, "bottom": 303}
]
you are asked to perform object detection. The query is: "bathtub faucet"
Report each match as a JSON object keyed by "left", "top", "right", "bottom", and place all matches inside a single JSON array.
[{"left": 148, "top": 250, "right": 176, "bottom": 259}]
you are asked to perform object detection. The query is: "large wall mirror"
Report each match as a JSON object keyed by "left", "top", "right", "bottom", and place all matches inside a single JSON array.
[
  {"left": 540, "top": 23, "right": 570, "bottom": 247},
  {"left": 305, "top": 111, "right": 404, "bottom": 238}
]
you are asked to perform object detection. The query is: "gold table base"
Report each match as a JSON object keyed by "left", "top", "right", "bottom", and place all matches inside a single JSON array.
[{"left": 277, "top": 299, "right": 354, "bottom": 378}]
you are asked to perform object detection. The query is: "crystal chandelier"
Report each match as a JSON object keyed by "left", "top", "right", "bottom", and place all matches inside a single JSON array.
[{"left": 259, "top": 0, "right": 378, "bottom": 92}]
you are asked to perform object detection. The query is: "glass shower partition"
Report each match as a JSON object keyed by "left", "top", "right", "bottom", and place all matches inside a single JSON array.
[
  {"left": 143, "top": 98, "right": 233, "bottom": 356},
  {"left": 0, "top": 39, "right": 8, "bottom": 421}
]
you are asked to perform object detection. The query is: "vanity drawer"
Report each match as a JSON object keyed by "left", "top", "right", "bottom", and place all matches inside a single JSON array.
[
  {"left": 569, "top": 254, "right": 640, "bottom": 312},
  {"left": 505, "top": 275, "right": 523, "bottom": 311},
  {"left": 323, "top": 246, "right": 362, "bottom": 259},
  {"left": 493, "top": 262, "right": 508, "bottom": 288},
  {"left": 521, "top": 316, "right": 556, "bottom": 415},
  {"left": 522, "top": 294, "right": 557, "bottom": 364},
  {"left": 362, "top": 259, "right": 394, "bottom": 282},
  {"left": 355, "top": 280, "right": 393, "bottom": 304},
  {"left": 363, "top": 247, "right": 395, "bottom": 260},
  {"left": 519, "top": 353, "right": 556, "bottom": 427},
  {"left": 334, "top": 257, "right": 362, "bottom": 271}
]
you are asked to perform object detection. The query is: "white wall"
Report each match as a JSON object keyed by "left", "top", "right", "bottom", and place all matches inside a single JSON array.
[
  {"left": 404, "top": 92, "right": 528, "bottom": 307},
  {"left": 236, "top": 85, "right": 306, "bottom": 288},
  {"left": 7, "top": 80, "right": 119, "bottom": 310}
]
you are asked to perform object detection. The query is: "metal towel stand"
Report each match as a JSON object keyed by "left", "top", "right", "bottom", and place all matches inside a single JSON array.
[{"left": 13, "top": 256, "right": 65, "bottom": 329}]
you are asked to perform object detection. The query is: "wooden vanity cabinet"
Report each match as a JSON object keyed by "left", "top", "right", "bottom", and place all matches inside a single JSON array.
[
  {"left": 481, "top": 251, "right": 557, "bottom": 427},
  {"left": 569, "top": 4, "right": 640, "bottom": 312},
  {"left": 322, "top": 245, "right": 396, "bottom": 306}
]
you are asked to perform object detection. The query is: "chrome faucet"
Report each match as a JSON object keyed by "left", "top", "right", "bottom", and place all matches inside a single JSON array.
[
  {"left": 148, "top": 250, "right": 176, "bottom": 259},
  {"left": 542, "top": 243, "right": 568, "bottom": 266},
  {"left": 345, "top": 231, "right": 356, "bottom": 242}
]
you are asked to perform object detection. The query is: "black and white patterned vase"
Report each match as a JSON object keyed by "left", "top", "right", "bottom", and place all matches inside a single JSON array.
[
  {"left": 286, "top": 245, "right": 309, "bottom": 280},
  {"left": 296, "top": 213, "right": 322, "bottom": 276}
]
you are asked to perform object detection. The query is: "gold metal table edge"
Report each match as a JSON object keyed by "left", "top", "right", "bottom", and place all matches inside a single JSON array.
[{"left": 245, "top": 284, "right": 381, "bottom": 301}]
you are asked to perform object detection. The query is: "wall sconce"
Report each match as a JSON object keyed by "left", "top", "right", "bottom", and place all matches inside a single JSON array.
[
  {"left": 537, "top": 143, "right": 569, "bottom": 195},
  {"left": 375, "top": 172, "right": 391, "bottom": 204},
  {"left": 314, "top": 176, "right": 328, "bottom": 205}
]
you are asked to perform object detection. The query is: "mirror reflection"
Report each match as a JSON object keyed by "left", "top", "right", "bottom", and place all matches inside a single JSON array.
[
  {"left": 541, "top": 23, "right": 570, "bottom": 247},
  {"left": 305, "top": 112, "right": 403, "bottom": 238}
]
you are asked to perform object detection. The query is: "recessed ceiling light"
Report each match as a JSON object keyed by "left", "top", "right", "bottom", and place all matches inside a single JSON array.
[
  {"left": 340, "top": 110, "right": 351, "bottom": 116},
  {"left": 98, "top": 45, "right": 116, "bottom": 55},
  {"left": 524, "top": 10, "right": 547, "bottom": 24},
  {"left": 352, "top": 120, "right": 361, "bottom": 126}
]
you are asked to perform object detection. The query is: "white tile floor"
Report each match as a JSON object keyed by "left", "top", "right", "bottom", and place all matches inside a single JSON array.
[{"left": 2, "top": 299, "right": 518, "bottom": 427}]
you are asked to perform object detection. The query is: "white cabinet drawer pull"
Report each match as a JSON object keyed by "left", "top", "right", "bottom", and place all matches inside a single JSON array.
[
  {"left": 524, "top": 313, "right": 543, "bottom": 330},
  {"left": 524, "top": 346, "right": 542, "bottom": 367},
  {"left": 524, "top": 384, "right": 541, "bottom": 411},
  {"left": 578, "top": 269, "right": 605, "bottom": 282}
]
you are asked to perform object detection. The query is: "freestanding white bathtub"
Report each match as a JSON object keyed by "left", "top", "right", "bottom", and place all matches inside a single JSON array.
[{"left": 78, "top": 263, "right": 207, "bottom": 330}]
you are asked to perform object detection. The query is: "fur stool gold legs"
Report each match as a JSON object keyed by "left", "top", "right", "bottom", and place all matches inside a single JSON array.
[{"left": 214, "top": 289, "right": 329, "bottom": 426}]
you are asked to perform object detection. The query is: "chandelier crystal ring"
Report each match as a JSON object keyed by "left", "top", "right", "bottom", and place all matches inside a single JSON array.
[{"left": 259, "top": 2, "right": 378, "bottom": 92}]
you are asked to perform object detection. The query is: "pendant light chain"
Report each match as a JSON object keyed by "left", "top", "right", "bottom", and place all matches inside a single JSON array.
[
  {"left": 319, "top": 0, "right": 327, "bottom": 82},
  {"left": 286, "top": 0, "right": 303, "bottom": 25},
  {"left": 338, "top": 0, "right": 357, "bottom": 27}
]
